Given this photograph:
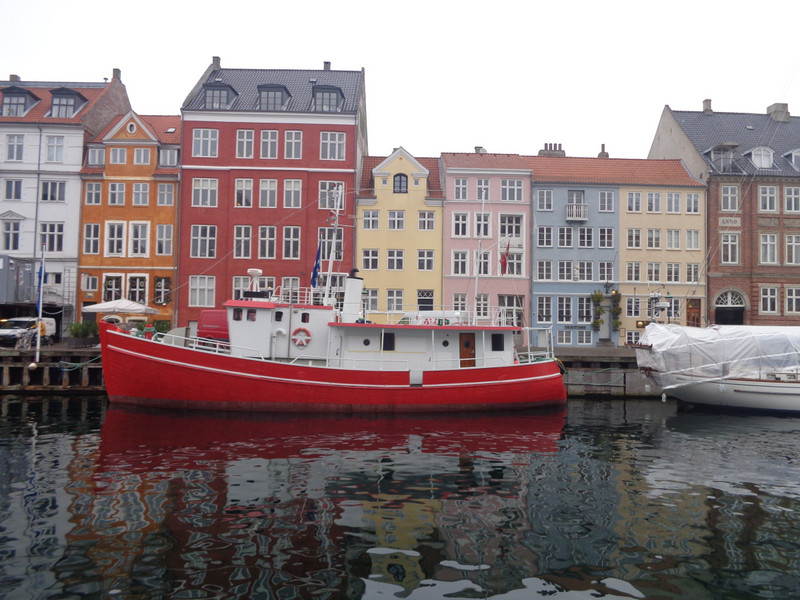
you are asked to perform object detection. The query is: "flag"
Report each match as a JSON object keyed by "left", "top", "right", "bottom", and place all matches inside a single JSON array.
[
  {"left": 310, "top": 242, "right": 322, "bottom": 288},
  {"left": 500, "top": 241, "right": 511, "bottom": 275}
]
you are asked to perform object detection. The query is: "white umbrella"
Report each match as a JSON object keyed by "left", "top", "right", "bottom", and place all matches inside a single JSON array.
[{"left": 82, "top": 299, "right": 158, "bottom": 314}]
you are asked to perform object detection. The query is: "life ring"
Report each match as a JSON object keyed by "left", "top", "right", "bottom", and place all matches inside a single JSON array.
[
  {"left": 642, "top": 367, "right": 652, "bottom": 377},
  {"left": 291, "top": 327, "right": 311, "bottom": 348}
]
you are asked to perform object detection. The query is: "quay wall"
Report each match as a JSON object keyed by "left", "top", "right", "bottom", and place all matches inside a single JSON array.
[{"left": 1, "top": 344, "right": 660, "bottom": 398}]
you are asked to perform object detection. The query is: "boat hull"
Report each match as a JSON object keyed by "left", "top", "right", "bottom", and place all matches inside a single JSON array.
[
  {"left": 661, "top": 374, "right": 800, "bottom": 413},
  {"left": 100, "top": 326, "right": 567, "bottom": 413}
]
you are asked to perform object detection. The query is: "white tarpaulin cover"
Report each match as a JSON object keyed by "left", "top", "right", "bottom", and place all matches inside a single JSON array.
[
  {"left": 82, "top": 299, "right": 158, "bottom": 314},
  {"left": 636, "top": 323, "right": 800, "bottom": 388}
]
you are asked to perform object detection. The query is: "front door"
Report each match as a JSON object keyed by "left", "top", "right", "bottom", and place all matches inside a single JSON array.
[
  {"left": 686, "top": 299, "right": 701, "bottom": 327},
  {"left": 459, "top": 333, "right": 476, "bottom": 368}
]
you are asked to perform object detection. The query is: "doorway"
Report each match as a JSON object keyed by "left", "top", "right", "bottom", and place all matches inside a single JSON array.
[{"left": 459, "top": 333, "right": 476, "bottom": 368}]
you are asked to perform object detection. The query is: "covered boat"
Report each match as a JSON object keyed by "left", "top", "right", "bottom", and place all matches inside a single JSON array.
[
  {"left": 99, "top": 270, "right": 566, "bottom": 413},
  {"left": 634, "top": 323, "right": 800, "bottom": 412}
]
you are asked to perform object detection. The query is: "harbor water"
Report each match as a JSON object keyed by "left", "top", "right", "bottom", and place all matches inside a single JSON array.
[{"left": 1, "top": 395, "right": 799, "bottom": 599}]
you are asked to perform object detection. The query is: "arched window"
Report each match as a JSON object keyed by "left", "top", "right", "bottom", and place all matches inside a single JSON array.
[
  {"left": 751, "top": 147, "right": 773, "bottom": 169},
  {"left": 393, "top": 174, "right": 408, "bottom": 193}
]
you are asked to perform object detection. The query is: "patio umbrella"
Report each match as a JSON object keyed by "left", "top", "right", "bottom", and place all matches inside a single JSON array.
[{"left": 82, "top": 299, "right": 158, "bottom": 314}]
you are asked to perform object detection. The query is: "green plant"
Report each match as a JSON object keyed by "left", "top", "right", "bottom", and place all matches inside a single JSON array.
[
  {"left": 154, "top": 320, "right": 172, "bottom": 333},
  {"left": 612, "top": 318, "right": 622, "bottom": 329},
  {"left": 610, "top": 305, "right": 622, "bottom": 317},
  {"left": 85, "top": 321, "right": 99, "bottom": 337},
  {"left": 590, "top": 290, "right": 605, "bottom": 305},
  {"left": 68, "top": 322, "right": 89, "bottom": 338},
  {"left": 591, "top": 319, "right": 604, "bottom": 330}
]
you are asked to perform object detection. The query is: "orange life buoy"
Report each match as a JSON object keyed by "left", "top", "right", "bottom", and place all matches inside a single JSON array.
[{"left": 291, "top": 327, "right": 312, "bottom": 348}]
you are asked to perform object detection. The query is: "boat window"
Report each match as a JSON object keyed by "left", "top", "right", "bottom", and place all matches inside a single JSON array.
[
  {"left": 442, "top": 339, "right": 450, "bottom": 347},
  {"left": 233, "top": 308, "right": 243, "bottom": 321},
  {"left": 363, "top": 339, "right": 370, "bottom": 346},
  {"left": 275, "top": 311, "right": 283, "bottom": 322},
  {"left": 381, "top": 332, "right": 395, "bottom": 351},
  {"left": 301, "top": 312, "right": 310, "bottom": 323},
  {"left": 247, "top": 309, "right": 257, "bottom": 322},
  {"left": 491, "top": 333, "right": 504, "bottom": 351}
]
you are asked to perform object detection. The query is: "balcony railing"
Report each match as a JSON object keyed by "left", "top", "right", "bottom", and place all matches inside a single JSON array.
[{"left": 565, "top": 203, "right": 588, "bottom": 221}]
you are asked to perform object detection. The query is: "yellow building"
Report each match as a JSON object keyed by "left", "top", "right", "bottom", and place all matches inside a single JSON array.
[{"left": 356, "top": 148, "right": 443, "bottom": 323}]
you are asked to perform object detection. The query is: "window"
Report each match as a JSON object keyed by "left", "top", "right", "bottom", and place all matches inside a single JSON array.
[
  {"left": 538, "top": 226, "right": 553, "bottom": 247},
  {"left": 453, "top": 213, "right": 468, "bottom": 237},
  {"left": 475, "top": 213, "right": 490, "bottom": 238},
  {"left": 234, "top": 225, "right": 251, "bottom": 259},
  {"left": 204, "top": 88, "right": 229, "bottom": 109},
  {"left": 557, "top": 297, "right": 572, "bottom": 323},
  {"left": 666, "top": 193, "right": 681, "bottom": 213},
  {"left": 284, "top": 179, "right": 302, "bottom": 208},
  {"left": 129, "top": 223, "right": 149, "bottom": 256},
  {"left": 134, "top": 148, "right": 151, "bottom": 165},
  {"left": 157, "top": 183, "right": 174, "bottom": 206},
  {"left": 627, "top": 228, "right": 641, "bottom": 249},
  {"left": 387, "top": 289, "right": 404, "bottom": 312},
  {"left": 537, "top": 297, "right": 552, "bottom": 323},
  {"left": 578, "top": 227, "right": 593, "bottom": 248},
  {"left": 476, "top": 294, "right": 489, "bottom": 318},
  {"left": 538, "top": 189, "right": 553, "bottom": 211},
  {"left": 235, "top": 179, "right": 253, "bottom": 207},
  {"left": 475, "top": 250, "right": 490, "bottom": 276},
  {"left": 105, "top": 222, "right": 125, "bottom": 256},
  {"left": 193, "top": 129, "right": 218, "bottom": 157},
  {"left": 647, "top": 229, "right": 661, "bottom": 249},
  {"left": 260, "top": 88, "right": 287, "bottom": 111},
  {"left": 599, "top": 228, "right": 614, "bottom": 248},
  {"left": 627, "top": 192, "right": 641, "bottom": 212},
  {"left": 761, "top": 233, "right": 778, "bottom": 264},
  {"left": 576, "top": 261, "right": 592, "bottom": 281},
  {"left": 81, "top": 274, "right": 98, "bottom": 292},
  {"left": 363, "top": 210, "right": 379, "bottom": 230},
  {"left": 314, "top": 89, "right": 341, "bottom": 112},
  {"left": 393, "top": 174, "right": 408, "bottom": 193},
  {"left": 318, "top": 227, "right": 343, "bottom": 262},
  {"left": 258, "top": 226, "right": 276, "bottom": 259},
  {"left": 103, "top": 275, "right": 123, "bottom": 301},
  {"left": 260, "top": 130, "right": 278, "bottom": 159},
  {"left": 259, "top": 179, "right": 277, "bottom": 208},
  {"left": 760, "top": 186, "right": 778, "bottom": 212},
  {"left": 577, "top": 297, "right": 592, "bottom": 323},
  {"left": 666, "top": 262, "right": 681, "bottom": 283},
  {"left": 363, "top": 289, "right": 378, "bottom": 311},
  {"left": 320, "top": 132, "right": 345, "bottom": 160},
  {"left": 666, "top": 229, "right": 680, "bottom": 250},
  {"left": 626, "top": 262, "right": 641, "bottom": 282},
  {"left": 362, "top": 249, "right": 379, "bottom": 270},
  {"left": 190, "top": 225, "right": 217, "bottom": 258},
  {"left": 284, "top": 131, "right": 302, "bottom": 159},
  {"left": 236, "top": 130, "right": 254, "bottom": 158},
  {"left": 787, "top": 235, "right": 800, "bottom": 264},
  {"left": 501, "top": 179, "right": 523, "bottom": 201},
  {"left": 558, "top": 226, "right": 573, "bottom": 248},
  {"left": 686, "top": 193, "right": 700, "bottom": 213},
  {"left": 626, "top": 297, "right": 641, "bottom": 318},
  {"left": 721, "top": 186, "right": 739, "bottom": 212},
  {"left": 558, "top": 260, "right": 574, "bottom": 281},
  {"left": 647, "top": 192, "right": 661, "bottom": 213},
  {"left": 499, "top": 214, "right": 522, "bottom": 237},
  {"left": 388, "top": 249, "right": 404, "bottom": 270},
  {"left": 721, "top": 233, "right": 739, "bottom": 264},
  {"left": 41, "top": 180, "right": 66, "bottom": 202},
  {"left": 537, "top": 260, "right": 552, "bottom": 280},
  {"left": 51, "top": 95, "right": 76, "bottom": 117},
  {"left": 477, "top": 179, "right": 490, "bottom": 202},
  {"left": 283, "top": 226, "right": 300, "bottom": 259},
  {"left": 452, "top": 251, "right": 468, "bottom": 275},
  {"left": 46, "top": 136, "right": 64, "bottom": 162},
  {"left": 109, "top": 147, "right": 126, "bottom": 164},
  {"left": 760, "top": 286, "right": 778, "bottom": 313},
  {"left": 192, "top": 178, "right": 218, "bottom": 207},
  {"left": 686, "top": 264, "right": 700, "bottom": 283},
  {"left": 686, "top": 230, "right": 700, "bottom": 250},
  {"left": 418, "top": 211, "right": 435, "bottom": 230},
  {"left": 5, "top": 179, "right": 22, "bottom": 201},
  {"left": 159, "top": 148, "right": 178, "bottom": 167},
  {"left": 154, "top": 277, "right": 171, "bottom": 305},
  {"left": 132, "top": 183, "right": 149, "bottom": 206},
  {"left": 786, "top": 187, "right": 800, "bottom": 213},
  {"left": 787, "top": 287, "right": 800, "bottom": 314},
  {"left": 388, "top": 210, "right": 405, "bottom": 230},
  {"left": 2, "top": 94, "right": 27, "bottom": 116},
  {"left": 647, "top": 262, "right": 661, "bottom": 282},
  {"left": 156, "top": 224, "right": 173, "bottom": 255},
  {"left": 752, "top": 147, "right": 774, "bottom": 169},
  {"left": 598, "top": 261, "right": 613, "bottom": 282},
  {"left": 189, "top": 275, "right": 215, "bottom": 307},
  {"left": 108, "top": 182, "right": 125, "bottom": 205},
  {"left": 318, "top": 181, "right": 344, "bottom": 209},
  {"left": 2, "top": 221, "right": 20, "bottom": 251},
  {"left": 454, "top": 178, "right": 468, "bottom": 200},
  {"left": 418, "top": 249, "right": 434, "bottom": 271},
  {"left": 127, "top": 275, "right": 147, "bottom": 304},
  {"left": 599, "top": 191, "right": 614, "bottom": 212},
  {"left": 6, "top": 135, "right": 23, "bottom": 161}
]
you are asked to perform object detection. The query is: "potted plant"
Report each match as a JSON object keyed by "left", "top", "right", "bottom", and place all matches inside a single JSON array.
[
  {"left": 590, "top": 290, "right": 605, "bottom": 306},
  {"left": 591, "top": 318, "right": 604, "bottom": 331}
]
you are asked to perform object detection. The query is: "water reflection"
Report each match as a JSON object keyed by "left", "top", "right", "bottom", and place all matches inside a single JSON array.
[{"left": 2, "top": 397, "right": 800, "bottom": 599}]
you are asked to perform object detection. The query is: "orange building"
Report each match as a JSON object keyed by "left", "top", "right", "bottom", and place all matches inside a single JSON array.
[{"left": 78, "top": 111, "right": 181, "bottom": 327}]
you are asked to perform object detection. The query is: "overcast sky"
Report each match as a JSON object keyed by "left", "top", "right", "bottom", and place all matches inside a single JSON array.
[{"left": 4, "top": 0, "right": 800, "bottom": 160}]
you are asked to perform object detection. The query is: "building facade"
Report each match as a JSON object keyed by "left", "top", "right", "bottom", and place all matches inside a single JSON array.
[
  {"left": 356, "top": 148, "right": 443, "bottom": 322},
  {"left": 177, "top": 57, "right": 368, "bottom": 326},
  {"left": 78, "top": 112, "right": 181, "bottom": 327},
  {"left": 0, "top": 70, "right": 130, "bottom": 334}
]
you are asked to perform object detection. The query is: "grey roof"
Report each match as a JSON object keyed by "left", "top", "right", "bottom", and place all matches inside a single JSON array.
[
  {"left": 182, "top": 67, "right": 364, "bottom": 114},
  {"left": 671, "top": 107, "right": 800, "bottom": 177}
]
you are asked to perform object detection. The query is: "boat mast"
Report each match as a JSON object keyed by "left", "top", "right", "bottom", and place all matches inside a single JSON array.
[{"left": 322, "top": 185, "right": 343, "bottom": 307}]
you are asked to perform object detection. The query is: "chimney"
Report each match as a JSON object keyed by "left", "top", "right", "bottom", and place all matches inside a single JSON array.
[
  {"left": 10, "top": 74, "right": 20, "bottom": 82},
  {"left": 767, "top": 102, "right": 790, "bottom": 122},
  {"left": 112, "top": 68, "right": 121, "bottom": 81},
  {"left": 597, "top": 143, "right": 609, "bottom": 159},
  {"left": 474, "top": 146, "right": 487, "bottom": 154},
  {"left": 703, "top": 99, "right": 712, "bottom": 114},
  {"left": 538, "top": 143, "right": 566, "bottom": 157},
  {"left": 212, "top": 56, "right": 221, "bottom": 70},
  {"left": 323, "top": 61, "right": 331, "bottom": 71}
]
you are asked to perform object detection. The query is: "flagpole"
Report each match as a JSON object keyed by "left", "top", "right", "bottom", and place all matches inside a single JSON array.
[
  {"left": 33, "top": 247, "right": 45, "bottom": 367},
  {"left": 322, "top": 185, "right": 342, "bottom": 307}
]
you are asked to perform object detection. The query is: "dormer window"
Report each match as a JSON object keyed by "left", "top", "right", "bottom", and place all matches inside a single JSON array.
[
  {"left": 791, "top": 150, "right": 800, "bottom": 171},
  {"left": 258, "top": 85, "right": 289, "bottom": 111},
  {"left": 393, "top": 174, "right": 408, "bottom": 194},
  {"left": 51, "top": 94, "right": 77, "bottom": 117},
  {"left": 751, "top": 147, "right": 774, "bottom": 169},
  {"left": 2, "top": 94, "right": 27, "bottom": 116},
  {"left": 313, "top": 86, "right": 343, "bottom": 112},
  {"left": 203, "top": 84, "right": 236, "bottom": 110},
  {"left": 709, "top": 144, "right": 738, "bottom": 172}
]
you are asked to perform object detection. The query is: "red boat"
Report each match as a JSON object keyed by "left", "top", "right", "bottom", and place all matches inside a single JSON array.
[{"left": 99, "top": 271, "right": 566, "bottom": 413}]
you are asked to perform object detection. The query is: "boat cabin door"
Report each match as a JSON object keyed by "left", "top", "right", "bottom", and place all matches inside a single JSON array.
[{"left": 459, "top": 333, "right": 476, "bottom": 368}]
